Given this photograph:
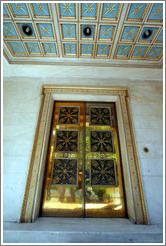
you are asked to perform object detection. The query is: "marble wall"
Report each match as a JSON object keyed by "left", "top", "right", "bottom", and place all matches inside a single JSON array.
[{"left": 3, "top": 57, "right": 163, "bottom": 224}]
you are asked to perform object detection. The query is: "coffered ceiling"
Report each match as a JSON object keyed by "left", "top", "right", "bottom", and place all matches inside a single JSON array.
[{"left": 3, "top": 2, "right": 163, "bottom": 68}]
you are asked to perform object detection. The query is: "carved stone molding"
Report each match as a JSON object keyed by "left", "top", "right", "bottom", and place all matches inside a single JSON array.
[
  {"left": 42, "top": 86, "right": 128, "bottom": 96},
  {"left": 20, "top": 86, "right": 147, "bottom": 224}
]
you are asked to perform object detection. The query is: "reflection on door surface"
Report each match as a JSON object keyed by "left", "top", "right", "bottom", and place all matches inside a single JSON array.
[{"left": 40, "top": 102, "right": 126, "bottom": 217}]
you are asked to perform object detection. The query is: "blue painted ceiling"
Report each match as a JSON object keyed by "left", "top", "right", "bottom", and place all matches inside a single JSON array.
[{"left": 3, "top": 3, "right": 163, "bottom": 65}]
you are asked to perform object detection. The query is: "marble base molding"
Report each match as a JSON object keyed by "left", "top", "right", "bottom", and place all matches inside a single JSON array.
[{"left": 20, "top": 86, "right": 148, "bottom": 224}]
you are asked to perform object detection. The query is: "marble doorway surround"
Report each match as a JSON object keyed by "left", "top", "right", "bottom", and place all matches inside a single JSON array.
[{"left": 20, "top": 86, "right": 147, "bottom": 224}]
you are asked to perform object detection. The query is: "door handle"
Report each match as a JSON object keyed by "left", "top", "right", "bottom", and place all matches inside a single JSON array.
[
  {"left": 63, "top": 152, "right": 68, "bottom": 158},
  {"left": 101, "top": 153, "right": 105, "bottom": 159}
]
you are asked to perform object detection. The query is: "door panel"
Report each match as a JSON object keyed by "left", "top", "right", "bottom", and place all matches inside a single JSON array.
[
  {"left": 40, "top": 101, "right": 126, "bottom": 218},
  {"left": 41, "top": 102, "right": 84, "bottom": 217},
  {"left": 84, "top": 103, "right": 126, "bottom": 217}
]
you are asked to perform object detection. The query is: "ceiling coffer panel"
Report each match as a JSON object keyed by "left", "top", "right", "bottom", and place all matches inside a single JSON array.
[{"left": 3, "top": 3, "right": 163, "bottom": 67}]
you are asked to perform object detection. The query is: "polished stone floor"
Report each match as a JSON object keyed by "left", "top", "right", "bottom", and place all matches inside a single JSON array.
[{"left": 3, "top": 217, "right": 163, "bottom": 243}]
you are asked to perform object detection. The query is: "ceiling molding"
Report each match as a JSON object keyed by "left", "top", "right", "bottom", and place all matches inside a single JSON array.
[{"left": 4, "top": 56, "right": 162, "bottom": 69}]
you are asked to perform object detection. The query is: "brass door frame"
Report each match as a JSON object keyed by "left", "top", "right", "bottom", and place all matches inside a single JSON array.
[{"left": 20, "top": 86, "right": 147, "bottom": 224}]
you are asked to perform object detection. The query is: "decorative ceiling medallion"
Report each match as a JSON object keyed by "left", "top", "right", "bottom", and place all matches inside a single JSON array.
[
  {"left": 61, "top": 24, "right": 77, "bottom": 40},
  {"left": 17, "top": 22, "right": 35, "bottom": 39},
  {"left": 58, "top": 106, "right": 80, "bottom": 125},
  {"left": 101, "top": 3, "right": 121, "bottom": 21},
  {"left": 83, "top": 26, "right": 92, "bottom": 37},
  {"left": 91, "top": 159, "right": 117, "bottom": 186},
  {"left": 98, "top": 25, "right": 115, "bottom": 42},
  {"left": 51, "top": 158, "right": 78, "bottom": 186},
  {"left": 142, "top": 29, "right": 153, "bottom": 40},
  {"left": 42, "top": 43, "right": 57, "bottom": 56},
  {"left": 58, "top": 3, "right": 76, "bottom": 19},
  {"left": 138, "top": 26, "right": 158, "bottom": 43},
  {"left": 80, "top": 44, "right": 93, "bottom": 57},
  {"left": 147, "top": 3, "right": 163, "bottom": 23},
  {"left": 31, "top": 3, "right": 50, "bottom": 18},
  {"left": 120, "top": 26, "right": 139, "bottom": 42},
  {"left": 22, "top": 24, "right": 33, "bottom": 36},
  {"left": 126, "top": 3, "right": 149, "bottom": 22},
  {"left": 80, "top": 3, "right": 98, "bottom": 20},
  {"left": 9, "top": 3, "right": 29, "bottom": 18},
  {"left": 3, "top": 22, "right": 18, "bottom": 38},
  {"left": 81, "top": 24, "right": 95, "bottom": 40}
]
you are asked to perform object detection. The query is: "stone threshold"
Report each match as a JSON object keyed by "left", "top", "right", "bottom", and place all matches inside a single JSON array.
[{"left": 3, "top": 217, "right": 163, "bottom": 243}]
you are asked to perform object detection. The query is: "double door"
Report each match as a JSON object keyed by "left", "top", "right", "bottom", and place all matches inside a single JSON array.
[{"left": 40, "top": 102, "right": 126, "bottom": 217}]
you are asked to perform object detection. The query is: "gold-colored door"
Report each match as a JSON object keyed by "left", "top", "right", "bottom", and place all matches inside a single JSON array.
[
  {"left": 84, "top": 103, "right": 126, "bottom": 217},
  {"left": 40, "top": 102, "right": 126, "bottom": 217}
]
